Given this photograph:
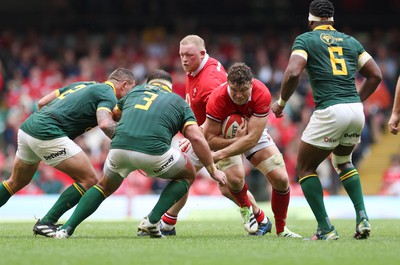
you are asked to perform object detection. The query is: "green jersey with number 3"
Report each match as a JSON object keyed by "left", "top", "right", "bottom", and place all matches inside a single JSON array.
[
  {"left": 292, "top": 25, "right": 367, "bottom": 110},
  {"left": 21, "top": 81, "right": 117, "bottom": 140},
  {"left": 111, "top": 84, "right": 197, "bottom": 155}
]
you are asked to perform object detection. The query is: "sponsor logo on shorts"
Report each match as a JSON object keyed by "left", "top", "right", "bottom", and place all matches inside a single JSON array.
[
  {"left": 323, "top": 137, "right": 337, "bottom": 143},
  {"left": 43, "top": 148, "right": 66, "bottom": 161},
  {"left": 154, "top": 155, "right": 174, "bottom": 173},
  {"left": 344, "top": 133, "right": 360, "bottom": 138}
]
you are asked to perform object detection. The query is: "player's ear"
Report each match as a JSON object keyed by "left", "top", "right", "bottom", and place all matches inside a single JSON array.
[{"left": 308, "top": 21, "right": 314, "bottom": 30}]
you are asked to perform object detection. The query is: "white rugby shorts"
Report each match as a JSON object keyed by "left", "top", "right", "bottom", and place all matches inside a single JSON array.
[
  {"left": 16, "top": 129, "right": 82, "bottom": 166},
  {"left": 104, "top": 147, "right": 186, "bottom": 179},
  {"left": 302, "top": 102, "right": 364, "bottom": 149},
  {"left": 184, "top": 127, "right": 276, "bottom": 169}
]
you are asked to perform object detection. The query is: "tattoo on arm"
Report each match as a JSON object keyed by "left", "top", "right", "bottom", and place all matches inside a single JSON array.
[{"left": 97, "top": 110, "right": 117, "bottom": 139}]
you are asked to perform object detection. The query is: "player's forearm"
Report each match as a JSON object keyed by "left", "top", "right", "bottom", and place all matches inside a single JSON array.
[
  {"left": 191, "top": 137, "right": 215, "bottom": 167},
  {"left": 99, "top": 121, "right": 117, "bottom": 139},
  {"left": 208, "top": 136, "right": 237, "bottom": 151},
  {"left": 391, "top": 78, "right": 400, "bottom": 115},
  {"left": 97, "top": 110, "right": 117, "bottom": 139},
  {"left": 215, "top": 136, "right": 257, "bottom": 160},
  {"left": 280, "top": 73, "right": 299, "bottom": 102},
  {"left": 358, "top": 58, "right": 382, "bottom": 102},
  {"left": 358, "top": 77, "right": 381, "bottom": 102},
  {"left": 38, "top": 91, "right": 57, "bottom": 110},
  {"left": 279, "top": 56, "right": 305, "bottom": 102}
]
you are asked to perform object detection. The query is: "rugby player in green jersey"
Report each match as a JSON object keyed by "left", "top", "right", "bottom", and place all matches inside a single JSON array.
[
  {"left": 271, "top": 0, "right": 382, "bottom": 240},
  {"left": 0, "top": 68, "right": 135, "bottom": 237},
  {"left": 54, "top": 69, "right": 226, "bottom": 238}
]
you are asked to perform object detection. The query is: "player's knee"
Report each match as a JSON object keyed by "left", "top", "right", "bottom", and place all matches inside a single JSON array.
[
  {"left": 80, "top": 173, "right": 98, "bottom": 188},
  {"left": 227, "top": 174, "right": 244, "bottom": 188},
  {"left": 256, "top": 153, "right": 286, "bottom": 175},
  {"left": 219, "top": 184, "right": 231, "bottom": 197},
  {"left": 331, "top": 154, "right": 353, "bottom": 174},
  {"left": 185, "top": 177, "right": 195, "bottom": 185}
]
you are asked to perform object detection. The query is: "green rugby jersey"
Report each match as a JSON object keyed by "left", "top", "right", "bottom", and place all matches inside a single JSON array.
[
  {"left": 20, "top": 81, "right": 117, "bottom": 140},
  {"left": 292, "top": 25, "right": 366, "bottom": 110},
  {"left": 111, "top": 83, "right": 197, "bottom": 155}
]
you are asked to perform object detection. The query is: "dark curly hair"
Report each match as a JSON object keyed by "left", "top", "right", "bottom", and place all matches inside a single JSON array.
[
  {"left": 309, "top": 0, "right": 334, "bottom": 18},
  {"left": 227, "top": 62, "right": 252, "bottom": 86}
]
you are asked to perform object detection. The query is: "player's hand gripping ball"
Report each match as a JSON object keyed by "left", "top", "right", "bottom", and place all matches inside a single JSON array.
[{"left": 222, "top": 114, "right": 244, "bottom": 139}]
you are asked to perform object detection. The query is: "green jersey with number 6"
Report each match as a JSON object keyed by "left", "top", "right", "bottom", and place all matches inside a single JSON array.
[
  {"left": 111, "top": 83, "right": 197, "bottom": 155},
  {"left": 21, "top": 81, "right": 117, "bottom": 140},
  {"left": 292, "top": 25, "right": 368, "bottom": 110}
]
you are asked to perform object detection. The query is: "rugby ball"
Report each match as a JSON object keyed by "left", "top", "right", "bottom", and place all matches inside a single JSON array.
[{"left": 222, "top": 114, "right": 244, "bottom": 139}]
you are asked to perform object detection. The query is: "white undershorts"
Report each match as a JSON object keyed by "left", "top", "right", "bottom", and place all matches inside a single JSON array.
[
  {"left": 301, "top": 103, "right": 364, "bottom": 150},
  {"left": 16, "top": 129, "right": 82, "bottom": 166}
]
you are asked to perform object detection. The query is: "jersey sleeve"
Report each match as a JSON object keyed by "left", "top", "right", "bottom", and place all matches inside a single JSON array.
[
  {"left": 205, "top": 88, "right": 227, "bottom": 123},
  {"left": 252, "top": 80, "right": 271, "bottom": 117},
  {"left": 291, "top": 35, "right": 308, "bottom": 61},
  {"left": 351, "top": 37, "right": 372, "bottom": 71},
  {"left": 97, "top": 85, "right": 118, "bottom": 112}
]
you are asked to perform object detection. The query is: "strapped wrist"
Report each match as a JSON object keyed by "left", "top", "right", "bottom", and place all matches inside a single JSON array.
[
  {"left": 277, "top": 96, "right": 287, "bottom": 107},
  {"left": 205, "top": 164, "right": 216, "bottom": 174}
]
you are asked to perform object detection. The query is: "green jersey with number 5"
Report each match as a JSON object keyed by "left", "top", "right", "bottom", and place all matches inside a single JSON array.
[
  {"left": 21, "top": 81, "right": 117, "bottom": 140},
  {"left": 111, "top": 83, "right": 197, "bottom": 155},
  {"left": 292, "top": 25, "right": 367, "bottom": 110}
]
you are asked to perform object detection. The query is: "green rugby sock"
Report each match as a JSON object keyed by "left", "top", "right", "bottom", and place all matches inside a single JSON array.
[
  {"left": 148, "top": 179, "right": 189, "bottom": 224},
  {"left": 299, "top": 174, "right": 332, "bottom": 231},
  {"left": 40, "top": 182, "right": 86, "bottom": 224},
  {"left": 62, "top": 186, "right": 106, "bottom": 234},
  {"left": 0, "top": 181, "right": 13, "bottom": 207},
  {"left": 340, "top": 168, "right": 368, "bottom": 224}
]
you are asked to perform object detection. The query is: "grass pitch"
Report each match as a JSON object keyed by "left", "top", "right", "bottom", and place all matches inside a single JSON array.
[{"left": 1, "top": 219, "right": 399, "bottom": 265}]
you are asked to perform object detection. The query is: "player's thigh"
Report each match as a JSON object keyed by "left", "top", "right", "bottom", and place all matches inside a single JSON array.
[
  {"left": 297, "top": 140, "right": 331, "bottom": 176},
  {"left": 55, "top": 151, "right": 97, "bottom": 183},
  {"left": 7, "top": 157, "right": 40, "bottom": 191},
  {"left": 249, "top": 146, "right": 288, "bottom": 188},
  {"left": 248, "top": 144, "right": 280, "bottom": 166}
]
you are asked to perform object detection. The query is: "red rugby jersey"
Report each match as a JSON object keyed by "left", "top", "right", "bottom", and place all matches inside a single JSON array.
[{"left": 186, "top": 56, "right": 227, "bottom": 126}]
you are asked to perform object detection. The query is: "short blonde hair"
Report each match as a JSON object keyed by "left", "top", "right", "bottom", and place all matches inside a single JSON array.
[{"left": 180, "top": 35, "right": 206, "bottom": 52}]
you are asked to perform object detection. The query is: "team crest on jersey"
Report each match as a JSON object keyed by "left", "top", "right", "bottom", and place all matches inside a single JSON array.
[
  {"left": 192, "top": 87, "right": 197, "bottom": 98},
  {"left": 320, "top": 33, "right": 343, "bottom": 45}
]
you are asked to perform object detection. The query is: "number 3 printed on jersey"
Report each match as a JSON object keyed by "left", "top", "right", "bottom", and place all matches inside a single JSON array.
[
  {"left": 328, "top": 46, "right": 348, "bottom": 76},
  {"left": 134, "top": 91, "right": 158, "bottom": 110}
]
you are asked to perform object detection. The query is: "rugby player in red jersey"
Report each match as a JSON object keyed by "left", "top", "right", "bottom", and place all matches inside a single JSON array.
[
  {"left": 139, "top": 35, "right": 268, "bottom": 235},
  {"left": 139, "top": 35, "right": 298, "bottom": 236},
  {"left": 203, "top": 62, "right": 301, "bottom": 237}
]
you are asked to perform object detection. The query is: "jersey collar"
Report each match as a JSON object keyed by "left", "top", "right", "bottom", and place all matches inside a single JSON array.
[
  {"left": 104, "top": 81, "right": 117, "bottom": 95},
  {"left": 313, "top": 25, "right": 336, "bottom": 31},
  {"left": 148, "top": 81, "right": 172, "bottom": 92},
  {"left": 190, "top": 53, "right": 209, "bottom": 77}
]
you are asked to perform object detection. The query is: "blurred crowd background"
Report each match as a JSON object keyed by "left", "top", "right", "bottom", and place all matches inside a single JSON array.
[{"left": 0, "top": 0, "right": 400, "bottom": 199}]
